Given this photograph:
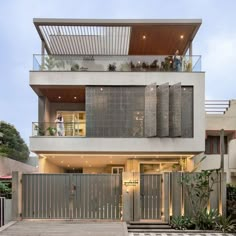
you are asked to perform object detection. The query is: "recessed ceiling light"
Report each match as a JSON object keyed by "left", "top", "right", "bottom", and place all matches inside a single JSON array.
[
  {"left": 100, "top": 88, "right": 103, "bottom": 91},
  {"left": 58, "top": 96, "right": 61, "bottom": 99},
  {"left": 74, "top": 96, "right": 77, "bottom": 99},
  {"left": 142, "top": 35, "right": 146, "bottom": 39},
  {"left": 180, "top": 35, "right": 184, "bottom": 39}
]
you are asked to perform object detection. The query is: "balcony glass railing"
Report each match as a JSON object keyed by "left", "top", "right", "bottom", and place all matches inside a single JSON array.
[
  {"left": 32, "top": 121, "right": 145, "bottom": 138},
  {"left": 33, "top": 54, "right": 201, "bottom": 72},
  {"left": 32, "top": 122, "right": 86, "bottom": 137}
]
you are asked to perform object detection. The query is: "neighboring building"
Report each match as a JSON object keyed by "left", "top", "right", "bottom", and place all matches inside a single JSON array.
[
  {"left": 30, "top": 18, "right": 205, "bottom": 174},
  {"left": 196, "top": 100, "right": 236, "bottom": 184}
]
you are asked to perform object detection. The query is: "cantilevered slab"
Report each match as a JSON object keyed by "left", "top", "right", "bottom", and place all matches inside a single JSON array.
[{"left": 34, "top": 18, "right": 201, "bottom": 56}]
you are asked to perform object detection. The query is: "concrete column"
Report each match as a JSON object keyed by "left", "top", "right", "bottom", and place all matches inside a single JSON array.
[
  {"left": 189, "top": 41, "right": 192, "bottom": 57},
  {"left": 122, "top": 172, "right": 133, "bottom": 221},
  {"left": 126, "top": 159, "right": 139, "bottom": 172},
  {"left": 38, "top": 96, "right": 46, "bottom": 123},
  {"left": 122, "top": 172, "right": 141, "bottom": 222},
  {"left": 219, "top": 173, "right": 226, "bottom": 216},
  {"left": 163, "top": 173, "right": 170, "bottom": 222},
  {"left": 12, "top": 171, "right": 22, "bottom": 220},
  {"left": 133, "top": 172, "right": 140, "bottom": 221}
]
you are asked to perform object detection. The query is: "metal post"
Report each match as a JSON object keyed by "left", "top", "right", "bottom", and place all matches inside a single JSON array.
[
  {"left": 41, "top": 41, "right": 45, "bottom": 69},
  {"left": 219, "top": 129, "right": 225, "bottom": 215},
  {"left": 220, "top": 129, "right": 225, "bottom": 171}
]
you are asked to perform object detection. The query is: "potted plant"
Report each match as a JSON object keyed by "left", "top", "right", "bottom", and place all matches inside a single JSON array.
[
  {"left": 71, "top": 64, "right": 80, "bottom": 71},
  {"left": 47, "top": 127, "right": 57, "bottom": 136},
  {"left": 108, "top": 63, "right": 116, "bottom": 71}
]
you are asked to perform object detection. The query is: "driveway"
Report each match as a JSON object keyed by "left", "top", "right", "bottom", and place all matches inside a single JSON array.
[{"left": 0, "top": 220, "right": 128, "bottom": 236}]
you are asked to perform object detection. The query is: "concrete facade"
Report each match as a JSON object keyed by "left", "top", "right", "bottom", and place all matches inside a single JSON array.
[{"left": 30, "top": 72, "right": 205, "bottom": 155}]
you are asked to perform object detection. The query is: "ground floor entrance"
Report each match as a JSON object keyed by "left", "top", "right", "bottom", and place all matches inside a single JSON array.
[
  {"left": 15, "top": 171, "right": 224, "bottom": 222},
  {"left": 21, "top": 173, "right": 164, "bottom": 221}
]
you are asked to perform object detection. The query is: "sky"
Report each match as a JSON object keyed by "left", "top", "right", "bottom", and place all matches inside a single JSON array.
[{"left": 0, "top": 0, "right": 236, "bottom": 145}]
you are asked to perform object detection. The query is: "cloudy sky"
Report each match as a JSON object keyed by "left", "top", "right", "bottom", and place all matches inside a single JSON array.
[{"left": 0, "top": 0, "right": 235, "bottom": 145}]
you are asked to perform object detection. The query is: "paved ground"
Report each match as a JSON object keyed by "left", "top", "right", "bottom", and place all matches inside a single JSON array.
[
  {"left": 0, "top": 220, "right": 128, "bottom": 236},
  {"left": 1, "top": 221, "right": 235, "bottom": 236},
  {"left": 129, "top": 234, "right": 235, "bottom": 236}
]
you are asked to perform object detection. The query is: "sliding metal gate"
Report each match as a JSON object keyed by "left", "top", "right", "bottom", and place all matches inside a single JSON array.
[
  {"left": 22, "top": 174, "right": 122, "bottom": 219},
  {"left": 140, "top": 174, "right": 162, "bottom": 219}
]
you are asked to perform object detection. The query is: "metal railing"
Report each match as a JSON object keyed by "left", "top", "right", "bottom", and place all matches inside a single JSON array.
[
  {"left": 32, "top": 122, "right": 85, "bottom": 137},
  {"left": 205, "top": 100, "right": 230, "bottom": 114},
  {"left": 33, "top": 54, "right": 202, "bottom": 72}
]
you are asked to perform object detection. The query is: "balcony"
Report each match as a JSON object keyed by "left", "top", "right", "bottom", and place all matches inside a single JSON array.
[
  {"left": 33, "top": 54, "right": 201, "bottom": 72},
  {"left": 30, "top": 121, "right": 204, "bottom": 153}
]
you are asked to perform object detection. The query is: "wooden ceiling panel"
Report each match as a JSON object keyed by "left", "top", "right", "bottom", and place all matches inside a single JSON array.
[
  {"left": 40, "top": 87, "right": 85, "bottom": 103},
  {"left": 129, "top": 25, "right": 196, "bottom": 55}
]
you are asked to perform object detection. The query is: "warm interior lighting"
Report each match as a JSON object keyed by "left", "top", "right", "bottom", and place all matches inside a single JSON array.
[
  {"left": 58, "top": 96, "right": 61, "bottom": 99},
  {"left": 74, "top": 96, "right": 77, "bottom": 99},
  {"left": 142, "top": 35, "right": 146, "bottom": 39},
  {"left": 180, "top": 35, "right": 184, "bottom": 39}
]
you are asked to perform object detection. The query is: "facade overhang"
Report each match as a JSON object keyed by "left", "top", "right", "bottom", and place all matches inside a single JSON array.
[{"left": 34, "top": 18, "right": 202, "bottom": 56}]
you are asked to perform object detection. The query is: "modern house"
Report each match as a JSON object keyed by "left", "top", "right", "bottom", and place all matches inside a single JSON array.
[
  {"left": 30, "top": 18, "right": 204, "bottom": 174},
  {"left": 19, "top": 18, "right": 220, "bottom": 222}
]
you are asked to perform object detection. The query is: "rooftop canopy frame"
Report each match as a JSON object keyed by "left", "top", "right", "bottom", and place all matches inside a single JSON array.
[{"left": 34, "top": 18, "right": 202, "bottom": 56}]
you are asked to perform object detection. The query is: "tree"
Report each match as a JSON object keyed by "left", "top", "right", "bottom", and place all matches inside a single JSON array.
[{"left": 0, "top": 121, "right": 29, "bottom": 161}]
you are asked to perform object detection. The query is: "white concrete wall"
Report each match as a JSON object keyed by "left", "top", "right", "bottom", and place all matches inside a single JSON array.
[
  {"left": 30, "top": 136, "right": 203, "bottom": 153},
  {"left": 229, "top": 139, "right": 236, "bottom": 168},
  {"left": 30, "top": 72, "right": 205, "bottom": 153},
  {"left": 194, "top": 153, "right": 236, "bottom": 184},
  {"left": 0, "top": 156, "right": 38, "bottom": 176},
  {"left": 30, "top": 71, "right": 204, "bottom": 87},
  {"left": 4, "top": 199, "right": 12, "bottom": 224}
]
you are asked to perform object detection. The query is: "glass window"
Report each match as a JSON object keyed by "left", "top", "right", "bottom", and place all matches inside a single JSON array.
[{"left": 205, "top": 136, "right": 228, "bottom": 154}]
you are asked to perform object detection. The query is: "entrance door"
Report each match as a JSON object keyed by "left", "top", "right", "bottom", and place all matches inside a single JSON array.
[
  {"left": 140, "top": 174, "right": 162, "bottom": 219},
  {"left": 22, "top": 173, "right": 122, "bottom": 219}
]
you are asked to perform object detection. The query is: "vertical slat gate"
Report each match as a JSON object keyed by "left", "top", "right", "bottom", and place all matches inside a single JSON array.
[
  {"left": 140, "top": 174, "right": 162, "bottom": 219},
  {"left": 72, "top": 174, "right": 122, "bottom": 219},
  {"left": 0, "top": 197, "right": 4, "bottom": 227},
  {"left": 22, "top": 174, "right": 70, "bottom": 219}
]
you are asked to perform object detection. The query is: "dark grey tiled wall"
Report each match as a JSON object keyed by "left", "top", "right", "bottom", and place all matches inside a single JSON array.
[
  {"left": 86, "top": 86, "right": 145, "bottom": 137},
  {"left": 144, "top": 83, "right": 157, "bottom": 137},
  {"left": 86, "top": 85, "right": 193, "bottom": 138}
]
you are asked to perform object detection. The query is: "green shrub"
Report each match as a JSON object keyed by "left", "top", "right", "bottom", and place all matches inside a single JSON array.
[
  {"left": 194, "top": 208, "right": 219, "bottom": 230},
  {"left": 171, "top": 216, "right": 195, "bottom": 230},
  {"left": 216, "top": 215, "right": 236, "bottom": 233},
  {"left": 0, "top": 181, "right": 11, "bottom": 199}
]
